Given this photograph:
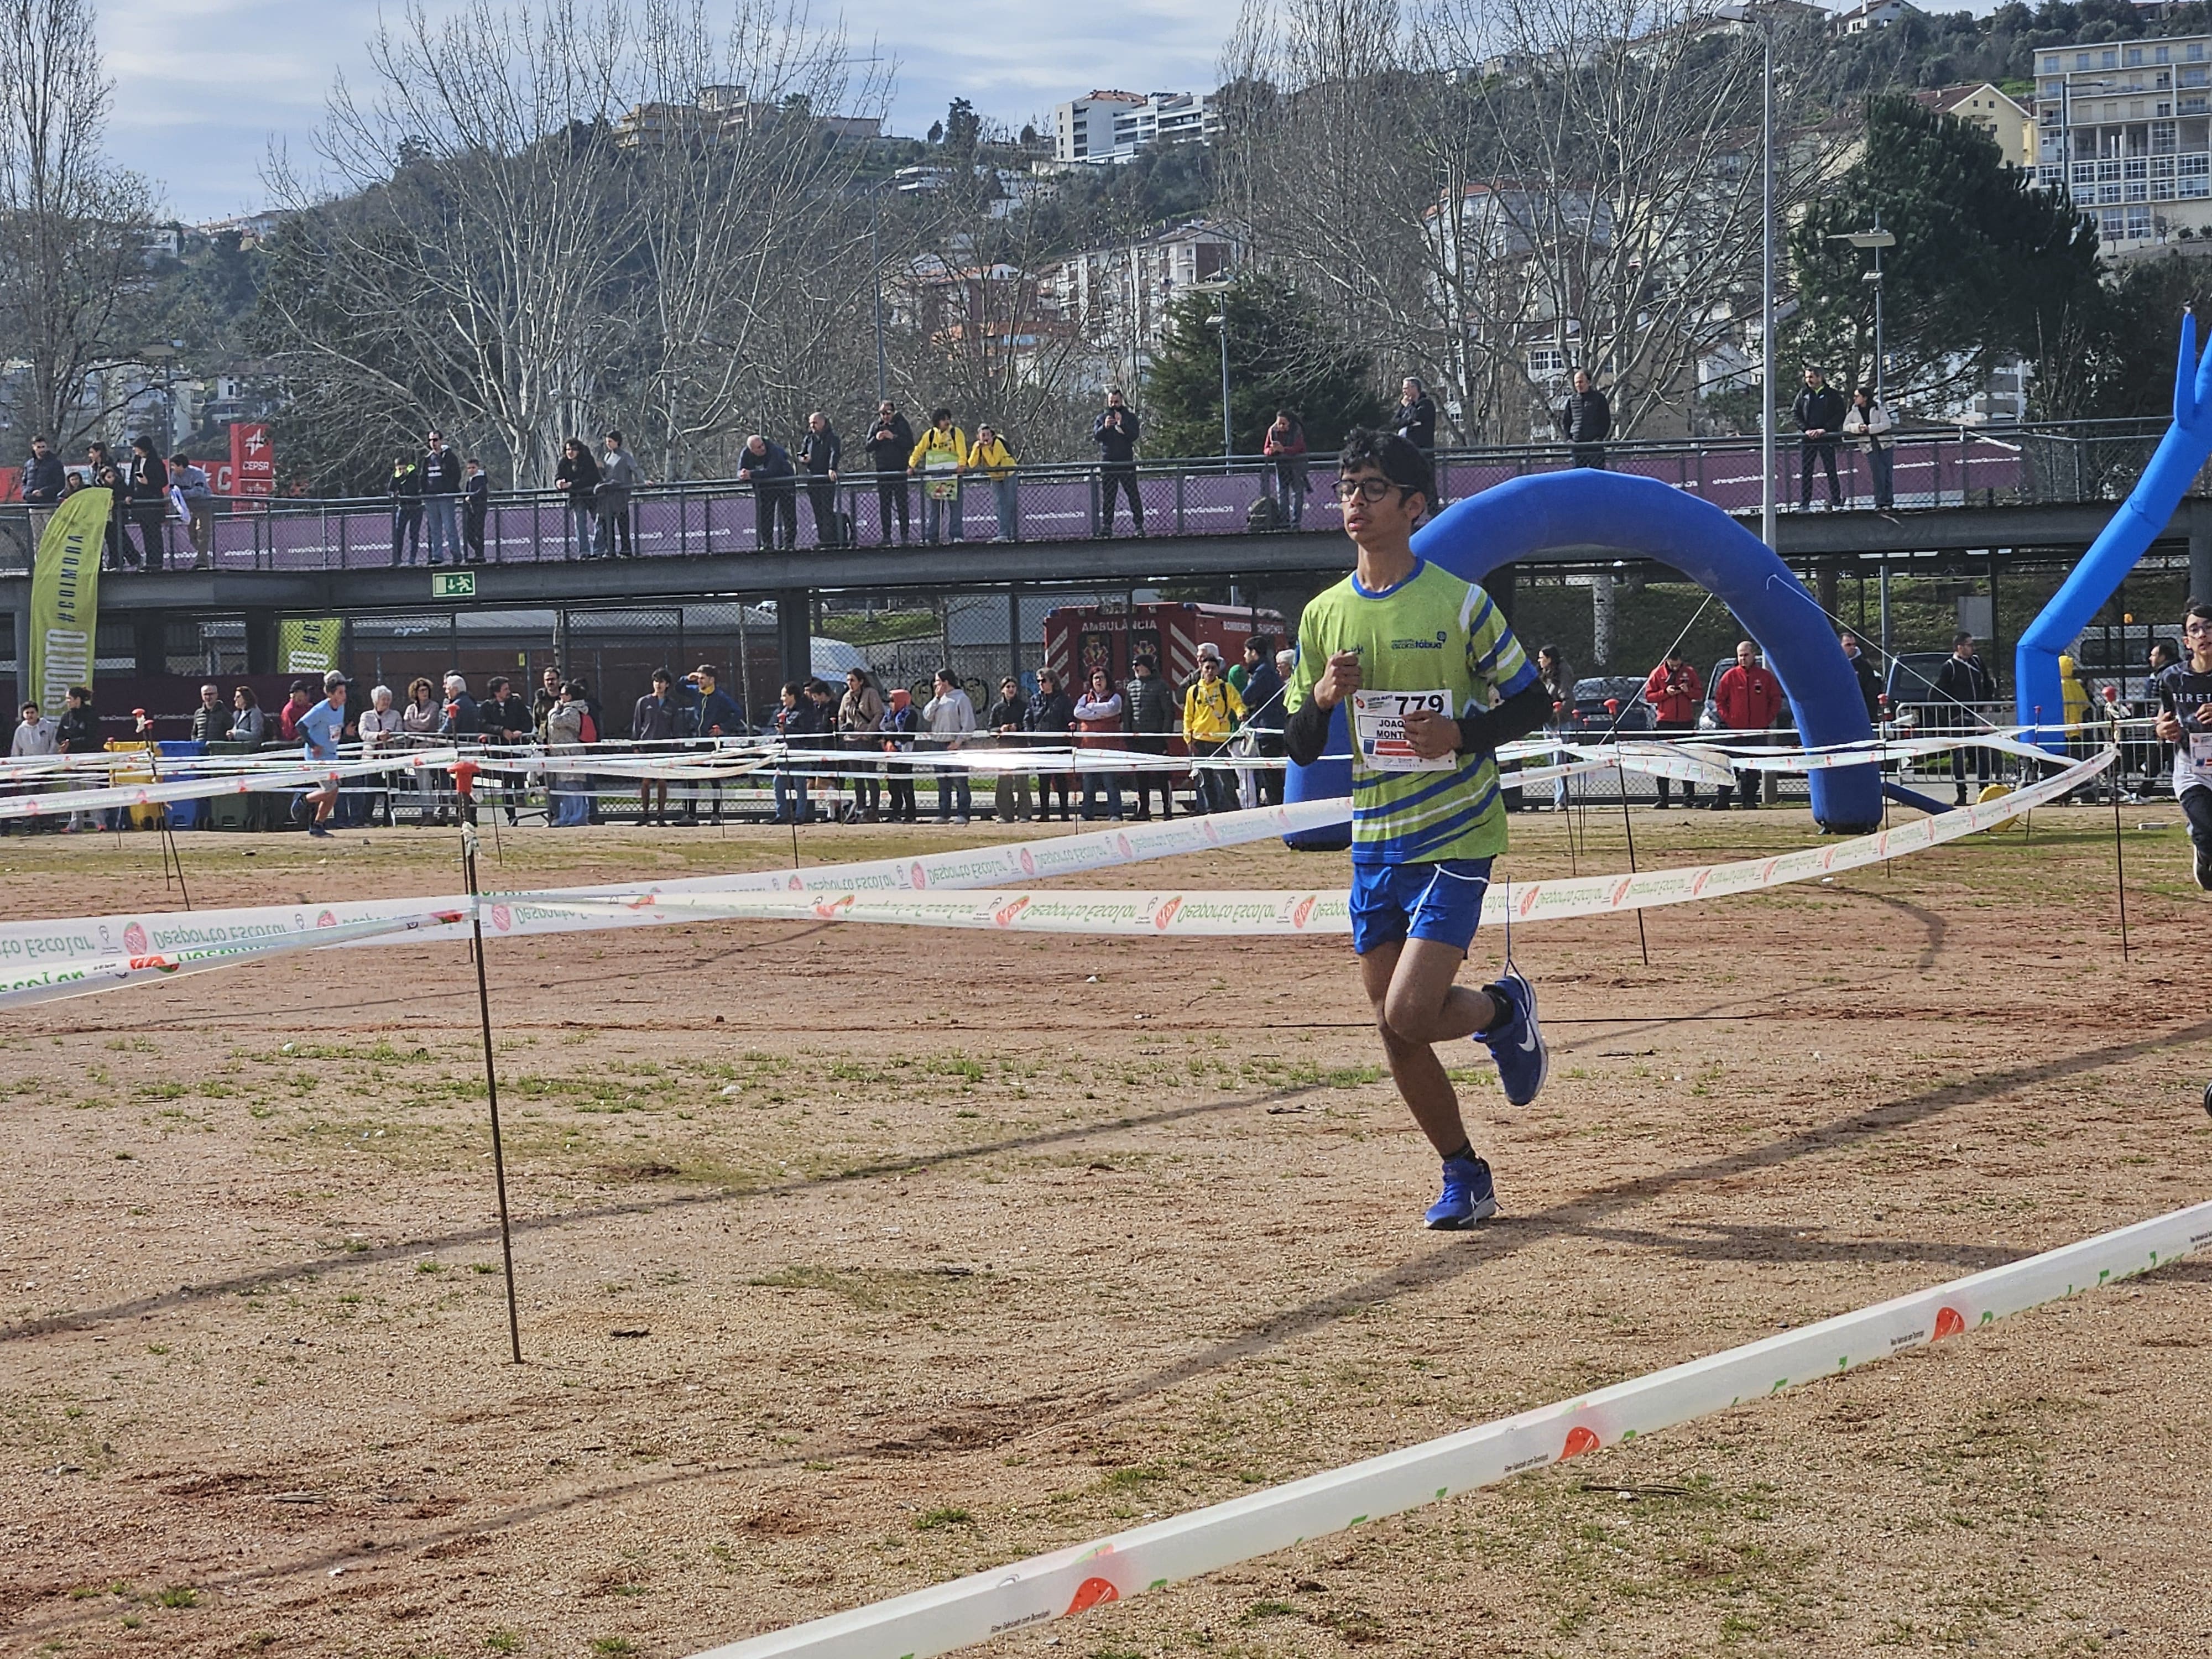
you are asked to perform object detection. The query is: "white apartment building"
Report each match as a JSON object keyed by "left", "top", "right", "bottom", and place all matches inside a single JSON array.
[
  {"left": 1054, "top": 91, "right": 1146, "bottom": 163},
  {"left": 2033, "top": 33, "right": 2212, "bottom": 246},
  {"left": 1052, "top": 90, "right": 1219, "bottom": 164}
]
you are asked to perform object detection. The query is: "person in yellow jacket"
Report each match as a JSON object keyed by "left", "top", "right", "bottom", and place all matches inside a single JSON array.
[
  {"left": 964, "top": 423, "right": 1021, "bottom": 542},
  {"left": 1182, "top": 653, "right": 1246, "bottom": 815},
  {"left": 907, "top": 407, "right": 966, "bottom": 545},
  {"left": 2058, "top": 651, "right": 2096, "bottom": 781}
]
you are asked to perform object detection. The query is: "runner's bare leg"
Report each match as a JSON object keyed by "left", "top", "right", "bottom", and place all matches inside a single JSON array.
[{"left": 1360, "top": 937, "right": 1499, "bottom": 1156}]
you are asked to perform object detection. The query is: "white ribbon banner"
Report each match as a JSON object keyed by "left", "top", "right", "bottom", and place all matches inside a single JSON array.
[
  {"left": 0, "top": 750, "right": 461, "bottom": 821},
  {"left": 529, "top": 751, "right": 2110, "bottom": 938},
  {"left": 692, "top": 1197, "right": 2212, "bottom": 1659}
]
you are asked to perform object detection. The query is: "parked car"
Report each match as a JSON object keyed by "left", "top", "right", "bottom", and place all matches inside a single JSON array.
[
  {"left": 1564, "top": 675, "right": 1655, "bottom": 734},
  {"left": 1884, "top": 652, "right": 1952, "bottom": 729}
]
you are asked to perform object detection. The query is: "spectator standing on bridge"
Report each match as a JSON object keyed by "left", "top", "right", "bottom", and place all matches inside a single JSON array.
[
  {"left": 1073, "top": 665, "right": 1126, "bottom": 820},
  {"left": 388, "top": 450, "right": 425, "bottom": 566},
  {"left": 799, "top": 413, "right": 842, "bottom": 547},
  {"left": 1839, "top": 630, "right": 1882, "bottom": 724},
  {"left": 1027, "top": 667, "right": 1076, "bottom": 821},
  {"left": 1557, "top": 369, "right": 1611, "bottom": 470},
  {"left": 168, "top": 453, "right": 212, "bottom": 567},
  {"left": 739, "top": 432, "right": 799, "bottom": 553},
  {"left": 1182, "top": 653, "right": 1245, "bottom": 816},
  {"left": 21, "top": 434, "right": 64, "bottom": 533},
  {"left": 85, "top": 442, "right": 127, "bottom": 570},
  {"left": 924, "top": 667, "right": 975, "bottom": 824},
  {"left": 1793, "top": 368, "right": 1846, "bottom": 512},
  {"left": 1711, "top": 640, "right": 1784, "bottom": 810},
  {"left": 1393, "top": 377, "right": 1440, "bottom": 504},
  {"left": 126, "top": 436, "right": 168, "bottom": 572},
  {"left": 597, "top": 431, "right": 640, "bottom": 557},
  {"left": 463, "top": 458, "right": 490, "bottom": 562},
  {"left": 910, "top": 409, "right": 966, "bottom": 546},
  {"left": 1641, "top": 647, "right": 1703, "bottom": 808},
  {"left": 1264, "top": 410, "right": 1308, "bottom": 528},
  {"left": 2152, "top": 600, "right": 2212, "bottom": 888},
  {"left": 987, "top": 675, "right": 1034, "bottom": 823},
  {"left": 1124, "top": 654, "right": 1176, "bottom": 820},
  {"left": 1092, "top": 389, "right": 1143, "bottom": 538},
  {"left": 1843, "top": 385, "right": 1895, "bottom": 510},
  {"left": 555, "top": 438, "right": 602, "bottom": 561},
  {"left": 867, "top": 401, "right": 915, "bottom": 546},
  {"left": 1937, "top": 630, "right": 1996, "bottom": 806},
  {"left": 421, "top": 430, "right": 462, "bottom": 566},
  {"left": 966, "top": 424, "right": 1020, "bottom": 542}
]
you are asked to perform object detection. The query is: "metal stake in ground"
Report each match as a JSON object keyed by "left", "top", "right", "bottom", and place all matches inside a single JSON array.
[
  {"left": 2103, "top": 689, "right": 2130, "bottom": 962},
  {"left": 461, "top": 823, "right": 524, "bottom": 1364}
]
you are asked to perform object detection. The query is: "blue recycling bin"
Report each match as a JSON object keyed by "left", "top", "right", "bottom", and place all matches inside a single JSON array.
[{"left": 158, "top": 740, "right": 208, "bottom": 828}]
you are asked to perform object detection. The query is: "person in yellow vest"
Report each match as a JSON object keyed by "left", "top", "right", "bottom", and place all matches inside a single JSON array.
[
  {"left": 907, "top": 408, "right": 967, "bottom": 545},
  {"left": 964, "top": 423, "right": 1020, "bottom": 542},
  {"left": 1182, "top": 653, "right": 1245, "bottom": 815},
  {"left": 2058, "top": 651, "right": 2096, "bottom": 787}
]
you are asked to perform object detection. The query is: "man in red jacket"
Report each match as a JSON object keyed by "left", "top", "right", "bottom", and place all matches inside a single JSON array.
[
  {"left": 1710, "top": 639, "right": 1784, "bottom": 810},
  {"left": 1641, "top": 646, "right": 1704, "bottom": 807}
]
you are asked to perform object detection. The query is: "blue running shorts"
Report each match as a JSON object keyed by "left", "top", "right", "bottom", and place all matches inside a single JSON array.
[{"left": 1348, "top": 857, "right": 1494, "bottom": 956}]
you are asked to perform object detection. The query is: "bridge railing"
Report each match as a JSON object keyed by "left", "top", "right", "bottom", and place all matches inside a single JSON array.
[{"left": 0, "top": 419, "right": 2185, "bottom": 577}]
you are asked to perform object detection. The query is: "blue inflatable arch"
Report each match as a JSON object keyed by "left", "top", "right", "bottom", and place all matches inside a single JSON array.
[{"left": 1285, "top": 469, "right": 1884, "bottom": 835}]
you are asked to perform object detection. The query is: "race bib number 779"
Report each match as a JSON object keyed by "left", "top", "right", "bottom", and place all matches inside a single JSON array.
[{"left": 1353, "top": 687, "right": 1454, "bottom": 771}]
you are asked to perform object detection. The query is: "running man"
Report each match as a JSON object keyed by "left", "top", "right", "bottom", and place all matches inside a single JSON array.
[
  {"left": 1282, "top": 430, "right": 1554, "bottom": 1229},
  {"left": 2153, "top": 598, "right": 2212, "bottom": 890},
  {"left": 299, "top": 670, "right": 348, "bottom": 839}
]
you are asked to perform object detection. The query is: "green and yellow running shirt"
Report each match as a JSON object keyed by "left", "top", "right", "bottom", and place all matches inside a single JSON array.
[{"left": 1285, "top": 558, "right": 1538, "bottom": 866}]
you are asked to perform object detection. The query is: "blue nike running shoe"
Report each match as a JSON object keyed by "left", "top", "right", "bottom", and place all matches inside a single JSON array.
[
  {"left": 1425, "top": 1153, "right": 1498, "bottom": 1230},
  {"left": 1480, "top": 968, "right": 1548, "bottom": 1107}
]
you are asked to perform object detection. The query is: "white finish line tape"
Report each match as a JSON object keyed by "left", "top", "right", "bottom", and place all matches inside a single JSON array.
[
  {"left": 0, "top": 800, "right": 1350, "bottom": 995},
  {"left": 526, "top": 750, "right": 2112, "bottom": 937},
  {"left": 691, "top": 1197, "right": 2212, "bottom": 1659},
  {"left": 0, "top": 909, "right": 466, "bottom": 1008}
]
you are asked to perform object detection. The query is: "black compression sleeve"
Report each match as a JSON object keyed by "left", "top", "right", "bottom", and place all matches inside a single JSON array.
[
  {"left": 1454, "top": 679, "right": 1554, "bottom": 759},
  {"left": 1284, "top": 696, "right": 1334, "bottom": 766}
]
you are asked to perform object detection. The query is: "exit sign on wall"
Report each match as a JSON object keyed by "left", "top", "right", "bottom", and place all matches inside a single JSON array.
[{"left": 432, "top": 570, "right": 477, "bottom": 599}]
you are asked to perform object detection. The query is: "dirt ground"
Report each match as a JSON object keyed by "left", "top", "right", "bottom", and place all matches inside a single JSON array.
[{"left": 1, "top": 797, "right": 2209, "bottom": 1659}]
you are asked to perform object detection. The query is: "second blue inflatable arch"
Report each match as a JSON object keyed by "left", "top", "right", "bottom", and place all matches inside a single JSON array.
[{"left": 1285, "top": 470, "right": 1883, "bottom": 834}]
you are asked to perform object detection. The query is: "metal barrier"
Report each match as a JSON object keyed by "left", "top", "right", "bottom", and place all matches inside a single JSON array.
[{"left": 0, "top": 418, "right": 2192, "bottom": 576}]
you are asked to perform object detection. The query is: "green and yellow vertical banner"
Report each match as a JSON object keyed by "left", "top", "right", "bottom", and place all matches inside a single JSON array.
[
  {"left": 277, "top": 617, "right": 343, "bottom": 677},
  {"left": 28, "top": 488, "right": 109, "bottom": 713}
]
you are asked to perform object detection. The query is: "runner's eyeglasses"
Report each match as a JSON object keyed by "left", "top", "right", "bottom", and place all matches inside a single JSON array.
[{"left": 1332, "top": 477, "right": 1415, "bottom": 504}]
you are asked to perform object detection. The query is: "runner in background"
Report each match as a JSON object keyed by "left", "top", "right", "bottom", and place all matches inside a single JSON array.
[
  {"left": 1282, "top": 429, "right": 1553, "bottom": 1230},
  {"left": 2153, "top": 598, "right": 2212, "bottom": 890},
  {"left": 298, "top": 670, "right": 349, "bottom": 840}
]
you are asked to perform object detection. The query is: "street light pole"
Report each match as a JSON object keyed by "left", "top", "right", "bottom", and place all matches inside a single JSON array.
[
  {"left": 1760, "top": 21, "right": 1776, "bottom": 552},
  {"left": 1190, "top": 274, "right": 1237, "bottom": 473}
]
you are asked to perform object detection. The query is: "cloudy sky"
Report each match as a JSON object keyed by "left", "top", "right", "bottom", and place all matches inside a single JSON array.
[{"left": 102, "top": 0, "right": 1235, "bottom": 222}]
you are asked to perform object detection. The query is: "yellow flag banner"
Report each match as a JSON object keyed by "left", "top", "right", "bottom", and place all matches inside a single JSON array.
[
  {"left": 28, "top": 488, "right": 109, "bottom": 712},
  {"left": 277, "top": 617, "right": 342, "bottom": 676}
]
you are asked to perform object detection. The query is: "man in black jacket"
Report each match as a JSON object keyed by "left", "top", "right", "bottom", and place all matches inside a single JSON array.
[
  {"left": 1934, "top": 630, "right": 1995, "bottom": 804},
  {"left": 1840, "top": 630, "right": 1882, "bottom": 724},
  {"left": 421, "top": 430, "right": 463, "bottom": 565},
  {"left": 482, "top": 674, "right": 532, "bottom": 824},
  {"left": 56, "top": 686, "right": 103, "bottom": 832},
  {"left": 1394, "top": 376, "right": 1442, "bottom": 503},
  {"left": 1557, "top": 369, "right": 1611, "bottom": 469},
  {"left": 1092, "top": 389, "right": 1144, "bottom": 537},
  {"left": 865, "top": 402, "right": 914, "bottom": 546},
  {"left": 799, "top": 413, "right": 842, "bottom": 547},
  {"left": 1123, "top": 654, "right": 1176, "bottom": 820},
  {"left": 1793, "top": 368, "right": 1846, "bottom": 511},
  {"left": 738, "top": 434, "right": 798, "bottom": 552},
  {"left": 1239, "top": 634, "right": 1287, "bottom": 807}
]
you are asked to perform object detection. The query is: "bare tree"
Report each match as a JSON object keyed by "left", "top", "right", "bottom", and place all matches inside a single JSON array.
[
  {"left": 0, "top": 0, "right": 158, "bottom": 451},
  {"left": 1220, "top": 0, "right": 1840, "bottom": 444}
]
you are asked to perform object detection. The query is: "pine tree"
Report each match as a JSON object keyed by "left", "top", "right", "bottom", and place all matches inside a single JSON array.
[
  {"left": 1789, "top": 95, "right": 2100, "bottom": 408},
  {"left": 1142, "top": 270, "right": 1386, "bottom": 458}
]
